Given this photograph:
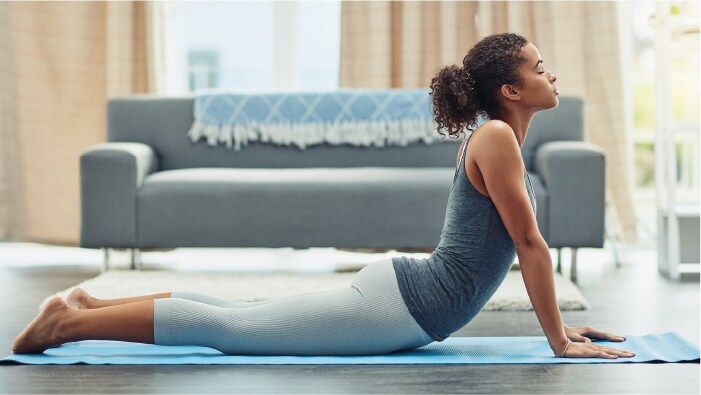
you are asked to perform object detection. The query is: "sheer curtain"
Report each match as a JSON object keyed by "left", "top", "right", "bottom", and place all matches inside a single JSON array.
[
  {"left": 0, "top": 1, "right": 166, "bottom": 244},
  {"left": 340, "top": 0, "right": 637, "bottom": 243}
]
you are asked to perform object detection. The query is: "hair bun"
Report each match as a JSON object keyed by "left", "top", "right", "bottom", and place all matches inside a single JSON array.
[{"left": 429, "top": 64, "right": 477, "bottom": 139}]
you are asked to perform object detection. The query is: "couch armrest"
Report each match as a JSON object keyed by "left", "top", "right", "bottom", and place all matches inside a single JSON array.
[
  {"left": 80, "top": 143, "right": 159, "bottom": 248},
  {"left": 534, "top": 141, "right": 606, "bottom": 248}
]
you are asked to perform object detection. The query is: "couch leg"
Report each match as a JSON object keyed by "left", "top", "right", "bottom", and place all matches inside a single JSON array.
[
  {"left": 570, "top": 248, "right": 578, "bottom": 284},
  {"left": 556, "top": 248, "right": 562, "bottom": 274},
  {"left": 605, "top": 216, "right": 622, "bottom": 268},
  {"left": 102, "top": 248, "right": 110, "bottom": 273},
  {"left": 130, "top": 248, "right": 142, "bottom": 270}
]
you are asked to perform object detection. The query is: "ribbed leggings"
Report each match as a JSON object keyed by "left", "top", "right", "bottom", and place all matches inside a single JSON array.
[{"left": 153, "top": 258, "right": 435, "bottom": 355}]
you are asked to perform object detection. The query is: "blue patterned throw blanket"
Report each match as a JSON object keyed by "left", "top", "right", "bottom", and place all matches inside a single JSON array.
[{"left": 187, "top": 88, "right": 445, "bottom": 151}]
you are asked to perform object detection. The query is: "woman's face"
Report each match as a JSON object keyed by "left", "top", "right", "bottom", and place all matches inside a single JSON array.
[{"left": 509, "top": 42, "right": 559, "bottom": 109}]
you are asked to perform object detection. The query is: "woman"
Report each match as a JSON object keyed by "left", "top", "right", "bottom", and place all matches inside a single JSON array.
[{"left": 13, "top": 33, "right": 635, "bottom": 359}]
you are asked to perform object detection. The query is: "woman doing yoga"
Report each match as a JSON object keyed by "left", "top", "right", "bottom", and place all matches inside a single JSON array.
[{"left": 13, "top": 33, "right": 635, "bottom": 359}]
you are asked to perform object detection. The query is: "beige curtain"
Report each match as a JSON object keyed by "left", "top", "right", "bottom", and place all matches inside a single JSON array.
[
  {"left": 340, "top": 1, "right": 480, "bottom": 87},
  {"left": 0, "top": 1, "right": 166, "bottom": 245},
  {"left": 340, "top": 0, "right": 637, "bottom": 243}
]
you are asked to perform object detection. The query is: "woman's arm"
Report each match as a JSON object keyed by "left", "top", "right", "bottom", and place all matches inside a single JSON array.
[
  {"left": 474, "top": 122, "right": 635, "bottom": 359},
  {"left": 516, "top": 237, "right": 568, "bottom": 356}
]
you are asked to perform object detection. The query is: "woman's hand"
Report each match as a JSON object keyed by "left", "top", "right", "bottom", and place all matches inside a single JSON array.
[
  {"left": 560, "top": 340, "right": 636, "bottom": 359},
  {"left": 559, "top": 325, "right": 635, "bottom": 358},
  {"left": 565, "top": 324, "right": 625, "bottom": 343}
]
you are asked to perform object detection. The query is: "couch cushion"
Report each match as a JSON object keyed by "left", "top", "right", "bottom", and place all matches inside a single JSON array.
[
  {"left": 137, "top": 168, "right": 456, "bottom": 248},
  {"left": 107, "top": 97, "right": 462, "bottom": 171}
]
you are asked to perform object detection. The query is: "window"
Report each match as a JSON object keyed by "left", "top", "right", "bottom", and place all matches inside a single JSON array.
[
  {"left": 163, "top": 1, "right": 341, "bottom": 94},
  {"left": 630, "top": 0, "right": 700, "bottom": 195},
  {"left": 188, "top": 50, "right": 219, "bottom": 91}
]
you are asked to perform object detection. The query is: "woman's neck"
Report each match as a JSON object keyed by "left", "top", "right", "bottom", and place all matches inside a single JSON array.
[{"left": 496, "top": 111, "right": 535, "bottom": 148}]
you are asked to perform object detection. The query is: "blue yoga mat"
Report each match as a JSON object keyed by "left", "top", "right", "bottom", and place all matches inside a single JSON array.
[{"left": 2, "top": 332, "right": 698, "bottom": 365}]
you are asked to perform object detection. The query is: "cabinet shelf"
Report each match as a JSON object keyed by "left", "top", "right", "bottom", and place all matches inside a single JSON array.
[{"left": 657, "top": 204, "right": 700, "bottom": 218}]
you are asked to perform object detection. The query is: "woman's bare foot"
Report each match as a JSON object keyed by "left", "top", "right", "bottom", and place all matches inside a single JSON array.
[
  {"left": 12, "top": 297, "right": 72, "bottom": 354},
  {"left": 65, "top": 287, "right": 95, "bottom": 310}
]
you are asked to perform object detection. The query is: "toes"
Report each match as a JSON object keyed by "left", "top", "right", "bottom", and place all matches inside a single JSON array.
[
  {"left": 14, "top": 297, "right": 68, "bottom": 354},
  {"left": 11, "top": 339, "right": 21, "bottom": 354}
]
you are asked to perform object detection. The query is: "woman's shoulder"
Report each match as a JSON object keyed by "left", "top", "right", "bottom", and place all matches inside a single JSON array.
[
  {"left": 469, "top": 120, "right": 516, "bottom": 159},
  {"left": 474, "top": 119, "right": 512, "bottom": 133},
  {"left": 468, "top": 119, "right": 526, "bottom": 185}
]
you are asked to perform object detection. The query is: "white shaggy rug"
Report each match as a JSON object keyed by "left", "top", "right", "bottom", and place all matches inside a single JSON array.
[{"left": 40, "top": 267, "right": 590, "bottom": 311}]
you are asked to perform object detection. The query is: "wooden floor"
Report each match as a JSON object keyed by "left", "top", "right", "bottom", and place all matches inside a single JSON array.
[{"left": 0, "top": 242, "right": 698, "bottom": 394}]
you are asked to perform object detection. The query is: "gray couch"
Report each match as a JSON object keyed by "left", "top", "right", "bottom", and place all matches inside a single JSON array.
[{"left": 80, "top": 93, "right": 606, "bottom": 282}]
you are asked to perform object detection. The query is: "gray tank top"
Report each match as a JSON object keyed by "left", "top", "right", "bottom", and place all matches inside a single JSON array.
[{"left": 392, "top": 130, "right": 537, "bottom": 341}]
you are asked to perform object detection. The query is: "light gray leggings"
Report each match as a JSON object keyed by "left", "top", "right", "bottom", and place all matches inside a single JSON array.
[{"left": 153, "top": 258, "right": 435, "bottom": 355}]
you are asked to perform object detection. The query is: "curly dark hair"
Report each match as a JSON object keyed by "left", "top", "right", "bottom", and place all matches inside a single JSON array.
[{"left": 429, "top": 32, "right": 529, "bottom": 140}]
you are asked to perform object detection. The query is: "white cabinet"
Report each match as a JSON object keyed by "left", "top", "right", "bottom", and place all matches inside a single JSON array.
[{"left": 654, "top": 2, "right": 700, "bottom": 281}]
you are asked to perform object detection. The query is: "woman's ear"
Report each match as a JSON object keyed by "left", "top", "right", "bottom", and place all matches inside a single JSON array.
[{"left": 500, "top": 84, "right": 520, "bottom": 101}]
